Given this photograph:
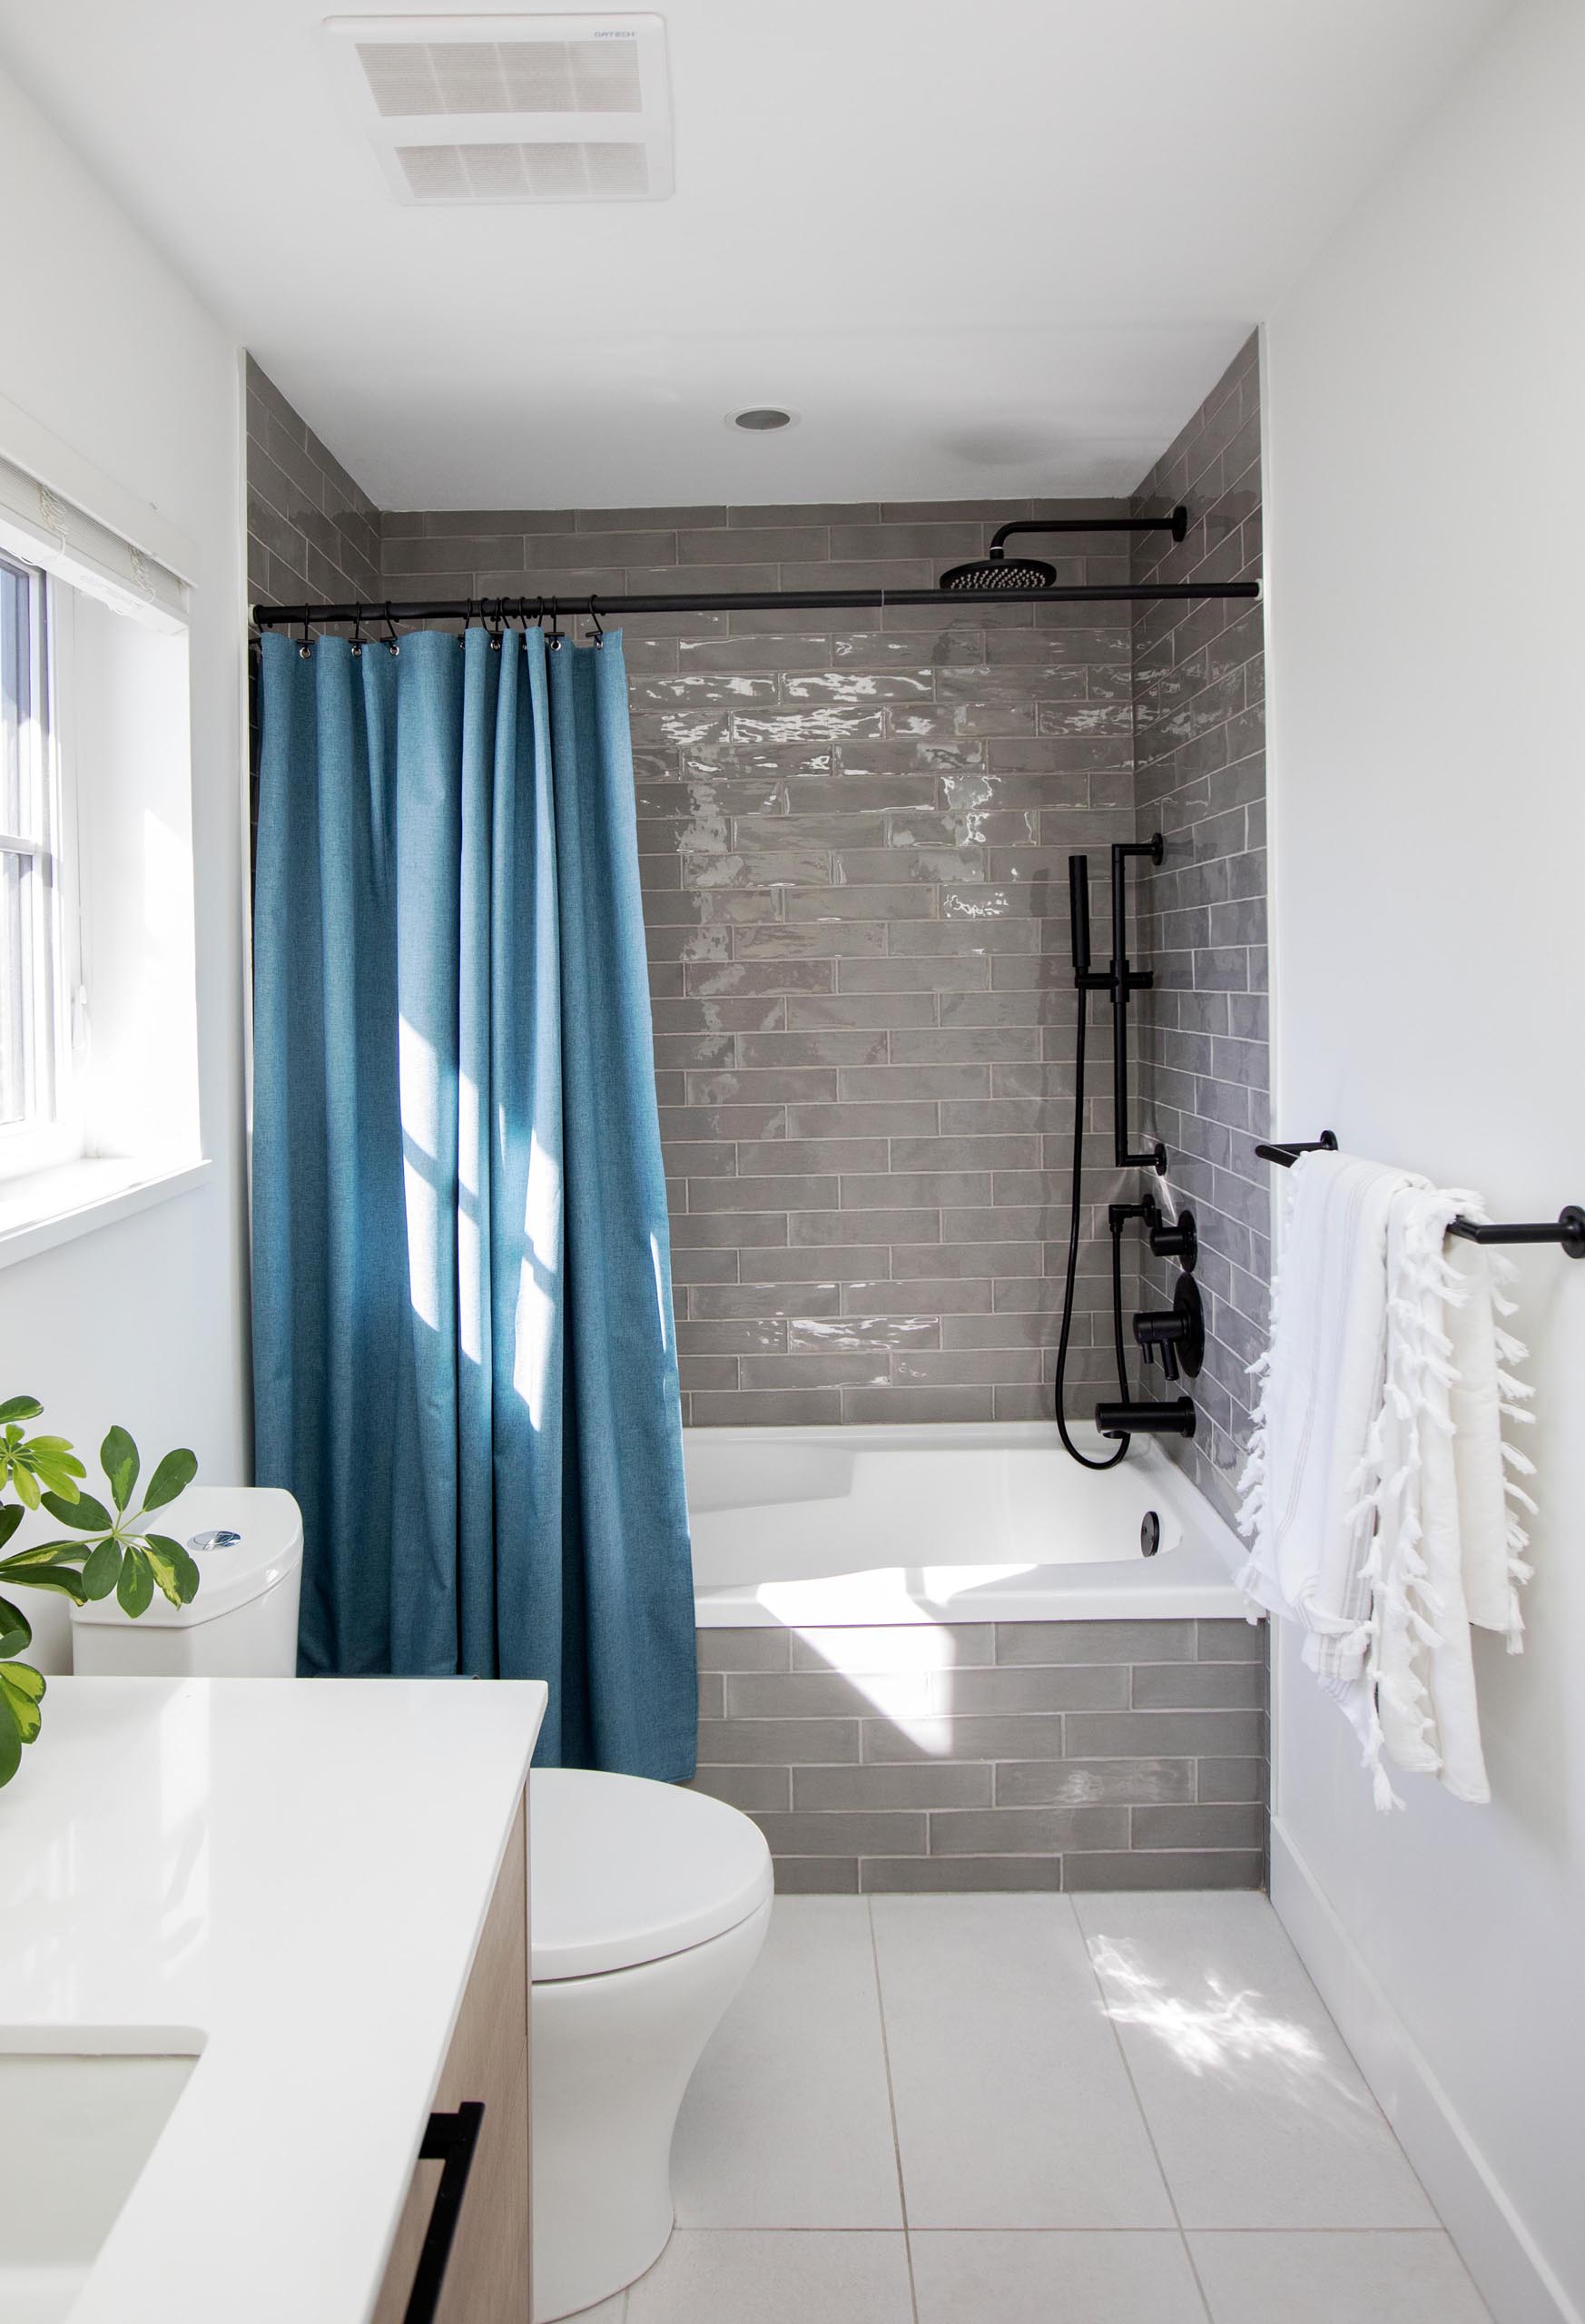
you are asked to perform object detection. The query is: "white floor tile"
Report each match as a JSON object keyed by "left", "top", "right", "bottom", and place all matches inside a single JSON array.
[
  {"left": 911, "top": 2230, "right": 1206, "bottom": 2323},
  {"left": 624, "top": 2231, "right": 913, "bottom": 2324},
  {"left": 1190, "top": 2230, "right": 1491, "bottom": 2322},
  {"left": 671, "top": 1897, "right": 904, "bottom": 2228},
  {"left": 871, "top": 1896, "right": 1174, "bottom": 2229},
  {"left": 1074, "top": 1893, "right": 1438, "bottom": 2230}
]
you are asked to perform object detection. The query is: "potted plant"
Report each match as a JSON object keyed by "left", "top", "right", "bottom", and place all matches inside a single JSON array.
[{"left": 0, "top": 1394, "right": 202, "bottom": 1787}]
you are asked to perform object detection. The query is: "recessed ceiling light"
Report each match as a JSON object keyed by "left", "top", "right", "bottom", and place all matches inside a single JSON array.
[{"left": 730, "top": 408, "right": 796, "bottom": 432}]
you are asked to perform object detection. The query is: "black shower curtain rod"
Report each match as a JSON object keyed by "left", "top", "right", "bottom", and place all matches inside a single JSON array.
[{"left": 251, "top": 577, "right": 1262, "bottom": 632}]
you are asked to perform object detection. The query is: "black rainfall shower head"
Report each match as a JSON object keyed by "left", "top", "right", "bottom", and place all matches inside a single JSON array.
[
  {"left": 938, "top": 547, "right": 1057, "bottom": 593},
  {"left": 939, "top": 507, "right": 1193, "bottom": 595}
]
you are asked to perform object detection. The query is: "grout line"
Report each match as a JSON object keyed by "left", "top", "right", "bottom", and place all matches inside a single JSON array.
[
  {"left": 1069, "top": 1891, "right": 1217, "bottom": 2324},
  {"left": 865, "top": 1896, "right": 920, "bottom": 2324}
]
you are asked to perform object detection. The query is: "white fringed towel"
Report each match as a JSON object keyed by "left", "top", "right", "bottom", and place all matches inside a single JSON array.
[{"left": 1237, "top": 1151, "right": 1534, "bottom": 1809}]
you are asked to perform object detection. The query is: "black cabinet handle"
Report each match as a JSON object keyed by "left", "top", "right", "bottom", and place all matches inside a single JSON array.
[{"left": 403, "top": 2102, "right": 486, "bottom": 2324}]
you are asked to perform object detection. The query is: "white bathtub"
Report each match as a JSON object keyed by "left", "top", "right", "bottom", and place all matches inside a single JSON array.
[{"left": 684, "top": 1420, "right": 1250, "bottom": 1629}]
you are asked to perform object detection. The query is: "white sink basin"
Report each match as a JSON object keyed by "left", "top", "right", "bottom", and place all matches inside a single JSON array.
[{"left": 0, "top": 2039, "right": 200, "bottom": 2322}]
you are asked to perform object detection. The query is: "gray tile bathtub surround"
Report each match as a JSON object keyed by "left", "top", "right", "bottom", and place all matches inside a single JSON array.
[
  {"left": 379, "top": 498, "right": 1145, "bottom": 1425},
  {"left": 1129, "top": 335, "right": 1267, "bottom": 1521},
  {"left": 245, "top": 370, "right": 1269, "bottom": 1443},
  {"left": 690, "top": 1619, "right": 1267, "bottom": 1892},
  {"left": 245, "top": 358, "right": 381, "bottom": 622}
]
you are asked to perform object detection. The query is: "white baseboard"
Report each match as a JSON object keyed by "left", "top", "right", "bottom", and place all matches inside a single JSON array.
[{"left": 1270, "top": 1818, "right": 1578, "bottom": 2324}]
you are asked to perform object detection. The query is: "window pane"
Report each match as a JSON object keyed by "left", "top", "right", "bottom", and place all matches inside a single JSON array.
[
  {"left": 0, "top": 851, "right": 30, "bottom": 1126},
  {"left": 0, "top": 559, "right": 30, "bottom": 836}
]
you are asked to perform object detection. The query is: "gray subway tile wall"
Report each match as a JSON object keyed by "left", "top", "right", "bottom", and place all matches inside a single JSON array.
[
  {"left": 245, "top": 357, "right": 380, "bottom": 617},
  {"left": 1131, "top": 335, "right": 1267, "bottom": 1521},
  {"left": 378, "top": 499, "right": 1145, "bottom": 1424},
  {"left": 693, "top": 1620, "right": 1265, "bottom": 1892}
]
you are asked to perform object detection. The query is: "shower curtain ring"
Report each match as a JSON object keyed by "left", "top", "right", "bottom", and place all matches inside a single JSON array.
[
  {"left": 298, "top": 613, "right": 312, "bottom": 660},
  {"left": 349, "top": 606, "right": 364, "bottom": 657},
  {"left": 548, "top": 596, "right": 563, "bottom": 651},
  {"left": 382, "top": 603, "right": 400, "bottom": 657},
  {"left": 588, "top": 596, "right": 605, "bottom": 646}
]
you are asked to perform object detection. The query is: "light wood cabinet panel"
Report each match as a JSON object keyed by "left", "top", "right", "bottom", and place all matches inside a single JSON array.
[{"left": 373, "top": 1788, "right": 530, "bottom": 2323}]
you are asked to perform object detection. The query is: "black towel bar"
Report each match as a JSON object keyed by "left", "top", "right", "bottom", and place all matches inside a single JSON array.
[{"left": 1254, "top": 1132, "right": 1585, "bottom": 1259}]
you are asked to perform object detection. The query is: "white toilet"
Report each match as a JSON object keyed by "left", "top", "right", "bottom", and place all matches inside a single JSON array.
[
  {"left": 68, "top": 1498, "right": 766, "bottom": 2318},
  {"left": 528, "top": 1768, "right": 773, "bottom": 2321},
  {"left": 68, "top": 1486, "right": 304, "bottom": 1674}
]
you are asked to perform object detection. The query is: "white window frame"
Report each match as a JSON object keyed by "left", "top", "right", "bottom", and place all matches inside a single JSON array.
[
  {"left": 0, "top": 554, "right": 82, "bottom": 1183},
  {"left": 0, "top": 429, "right": 207, "bottom": 1268}
]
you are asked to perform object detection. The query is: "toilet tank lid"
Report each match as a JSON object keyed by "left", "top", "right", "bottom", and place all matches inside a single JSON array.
[
  {"left": 67, "top": 1485, "right": 304, "bottom": 1629},
  {"left": 529, "top": 1768, "right": 773, "bottom": 1981}
]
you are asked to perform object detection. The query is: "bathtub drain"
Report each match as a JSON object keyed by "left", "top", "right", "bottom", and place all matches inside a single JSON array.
[{"left": 1140, "top": 1512, "right": 1161, "bottom": 1558}]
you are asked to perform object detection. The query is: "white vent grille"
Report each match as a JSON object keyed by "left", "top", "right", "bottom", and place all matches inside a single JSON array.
[
  {"left": 324, "top": 14, "right": 671, "bottom": 203},
  {"left": 359, "top": 38, "right": 643, "bottom": 115},
  {"left": 398, "top": 139, "right": 650, "bottom": 201}
]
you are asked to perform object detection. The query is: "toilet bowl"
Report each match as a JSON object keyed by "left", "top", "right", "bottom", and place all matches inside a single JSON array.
[{"left": 529, "top": 1768, "right": 773, "bottom": 2321}]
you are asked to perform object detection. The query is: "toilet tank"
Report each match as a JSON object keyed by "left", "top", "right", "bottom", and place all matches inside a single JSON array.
[{"left": 68, "top": 1486, "right": 303, "bottom": 1678}]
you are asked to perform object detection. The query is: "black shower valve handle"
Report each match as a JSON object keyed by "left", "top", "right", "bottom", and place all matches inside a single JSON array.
[
  {"left": 1133, "top": 1276, "right": 1206, "bottom": 1383},
  {"left": 1142, "top": 1196, "right": 1197, "bottom": 1270},
  {"left": 1134, "top": 1312, "right": 1184, "bottom": 1383}
]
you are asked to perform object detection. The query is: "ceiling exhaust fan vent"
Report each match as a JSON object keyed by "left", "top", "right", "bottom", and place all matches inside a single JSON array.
[{"left": 324, "top": 14, "right": 672, "bottom": 203}]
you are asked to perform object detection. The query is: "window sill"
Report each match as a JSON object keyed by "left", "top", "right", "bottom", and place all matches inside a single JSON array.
[{"left": 0, "top": 1156, "right": 212, "bottom": 1271}]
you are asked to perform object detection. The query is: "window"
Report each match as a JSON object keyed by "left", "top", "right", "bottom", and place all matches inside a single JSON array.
[
  {"left": 0, "top": 555, "right": 72, "bottom": 1166},
  {"left": 0, "top": 449, "right": 202, "bottom": 1260}
]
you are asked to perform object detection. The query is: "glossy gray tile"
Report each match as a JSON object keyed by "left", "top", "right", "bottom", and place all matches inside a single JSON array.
[{"left": 369, "top": 492, "right": 1140, "bottom": 1426}]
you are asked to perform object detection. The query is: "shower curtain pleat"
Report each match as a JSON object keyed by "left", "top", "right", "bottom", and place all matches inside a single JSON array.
[{"left": 251, "top": 625, "right": 697, "bottom": 1780}]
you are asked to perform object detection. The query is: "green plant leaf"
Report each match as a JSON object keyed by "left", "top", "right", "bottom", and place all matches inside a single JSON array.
[
  {"left": 0, "top": 1594, "right": 31, "bottom": 1658},
  {"left": 80, "top": 1538, "right": 123, "bottom": 1601},
  {"left": 40, "top": 1489, "right": 114, "bottom": 1533},
  {"left": 141, "top": 1447, "right": 198, "bottom": 1514},
  {"left": 33, "top": 1466, "right": 84, "bottom": 1502},
  {"left": 0, "top": 1540, "right": 89, "bottom": 1569},
  {"left": 0, "top": 1396, "right": 43, "bottom": 1423},
  {"left": 0, "top": 1659, "right": 45, "bottom": 1753},
  {"left": 0, "top": 1561, "right": 87, "bottom": 1605},
  {"left": 143, "top": 1533, "right": 201, "bottom": 1608},
  {"left": 0, "top": 1700, "right": 21, "bottom": 1788},
  {"left": 11, "top": 1467, "right": 39, "bottom": 1511},
  {"left": 32, "top": 1450, "right": 84, "bottom": 1487},
  {"left": 0, "top": 1505, "right": 20, "bottom": 1550},
  {"left": 117, "top": 1545, "right": 154, "bottom": 1620},
  {"left": 101, "top": 1426, "right": 140, "bottom": 1514}
]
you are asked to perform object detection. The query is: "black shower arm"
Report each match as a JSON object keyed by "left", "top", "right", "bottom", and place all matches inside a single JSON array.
[{"left": 989, "top": 507, "right": 1188, "bottom": 554}]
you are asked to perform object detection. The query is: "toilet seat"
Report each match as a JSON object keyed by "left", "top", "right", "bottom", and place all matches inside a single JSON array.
[{"left": 529, "top": 1768, "right": 773, "bottom": 1982}]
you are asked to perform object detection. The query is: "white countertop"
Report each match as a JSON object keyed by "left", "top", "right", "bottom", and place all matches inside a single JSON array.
[{"left": 0, "top": 1675, "right": 546, "bottom": 2324}]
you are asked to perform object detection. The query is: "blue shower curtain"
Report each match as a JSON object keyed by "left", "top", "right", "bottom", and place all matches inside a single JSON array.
[{"left": 251, "top": 625, "right": 697, "bottom": 1780}]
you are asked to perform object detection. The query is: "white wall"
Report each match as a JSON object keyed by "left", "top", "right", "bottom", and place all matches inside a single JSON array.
[
  {"left": 0, "top": 64, "right": 250, "bottom": 1651},
  {"left": 1264, "top": 5, "right": 1585, "bottom": 2319}
]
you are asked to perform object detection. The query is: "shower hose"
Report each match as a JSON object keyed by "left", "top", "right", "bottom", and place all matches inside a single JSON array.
[{"left": 1052, "top": 988, "right": 1132, "bottom": 1471}]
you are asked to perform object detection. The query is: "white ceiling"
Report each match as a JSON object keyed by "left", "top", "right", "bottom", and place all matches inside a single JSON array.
[{"left": 0, "top": 0, "right": 1507, "bottom": 510}]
